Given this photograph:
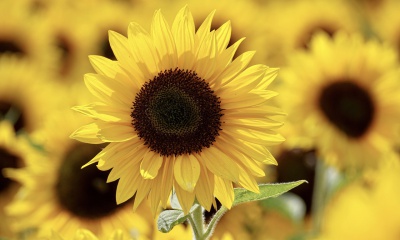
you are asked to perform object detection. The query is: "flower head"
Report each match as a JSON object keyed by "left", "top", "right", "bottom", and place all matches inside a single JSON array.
[
  {"left": 71, "top": 6, "right": 284, "bottom": 214},
  {"left": 278, "top": 31, "right": 400, "bottom": 168}
]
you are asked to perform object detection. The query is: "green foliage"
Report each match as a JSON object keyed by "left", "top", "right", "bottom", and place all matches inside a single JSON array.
[{"left": 157, "top": 180, "right": 307, "bottom": 235}]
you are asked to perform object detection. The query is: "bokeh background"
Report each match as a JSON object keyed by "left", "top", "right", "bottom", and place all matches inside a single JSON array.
[{"left": 1, "top": 0, "right": 400, "bottom": 239}]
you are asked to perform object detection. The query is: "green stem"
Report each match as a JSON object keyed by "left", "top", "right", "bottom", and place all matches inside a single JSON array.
[
  {"left": 188, "top": 205, "right": 205, "bottom": 240},
  {"left": 311, "top": 159, "right": 328, "bottom": 236},
  {"left": 203, "top": 206, "right": 228, "bottom": 240}
]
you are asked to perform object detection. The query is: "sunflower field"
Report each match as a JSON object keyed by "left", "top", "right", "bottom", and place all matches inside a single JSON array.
[{"left": 1, "top": 0, "right": 400, "bottom": 240}]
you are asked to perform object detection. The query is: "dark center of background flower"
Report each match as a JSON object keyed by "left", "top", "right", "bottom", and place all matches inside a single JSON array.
[
  {"left": 203, "top": 199, "right": 222, "bottom": 224},
  {"left": 0, "top": 147, "right": 20, "bottom": 193},
  {"left": 131, "top": 68, "right": 223, "bottom": 156},
  {"left": 276, "top": 148, "right": 316, "bottom": 214},
  {"left": 318, "top": 81, "right": 375, "bottom": 138},
  {"left": 56, "top": 34, "right": 74, "bottom": 76},
  {"left": 0, "top": 101, "right": 25, "bottom": 133},
  {"left": 55, "top": 143, "right": 123, "bottom": 219},
  {"left": 0, "top": 38, "right": 25, "bottom": 55}
]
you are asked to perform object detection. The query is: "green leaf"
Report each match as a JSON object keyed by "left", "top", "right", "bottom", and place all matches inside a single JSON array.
[
  {"left": 170, "top": 191, "right": 182, "bottom": 210},
  {"left": 157, "top": 209, "right": 188, "bottom": 233},
  {"left": 158, "top": 202, "right": 201, "bottom": 233},
  {"left": 233, "top": 180, "right": 307, "bottom": 206},
  {"left": 259, "top": 192, "right": 306, "bottom": 223}
]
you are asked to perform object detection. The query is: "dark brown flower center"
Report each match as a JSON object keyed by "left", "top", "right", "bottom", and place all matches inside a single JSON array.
[
  {"left": 0, "top": 101, "right": 25, "bottom": 133},
  {"left": 0, "top": 38, "right": 25, "bottom": 55},
  {"left": 318, "top": 81, "right": 375, "bottom": 138},
  {"left": 131, "top": 68, "right": 223, "bottom": 156},
  {"left": 0, "top": 147, "right": 20, "bottom": 193},
  {"left": 55, "top": 143, "right": 123, "bottom": 219}
]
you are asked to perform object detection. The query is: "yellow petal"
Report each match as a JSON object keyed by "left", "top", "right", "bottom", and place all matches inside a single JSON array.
[
  {"left": 133, "top": 179, "right": 152, "bottom": 211},
  {"left": 140, "top": 150, "right": 163, "bottom": 179},
  {"left": 209, "top": 38, "right": 245, "bottom": 85},
  {"left": 193, "top": 159, "right": 214, "bottom": 211},
  {"left": 108, "top": 30, "right": 140, "bottom": 76},
  {"left": 237, "top": 167, "right": 260, "bottom": 193},
  {"left": 128, "top": 22, "right": 160, "bottom": 76},
  {"left": 72, "top": 104, "right": 131, "bottom": 123},
  {"left": 116, "top": 164, "right": 141, "bottom": 204},
  {"left": 216, "top": 51, "right": 255, "bottom": 86},
  {"left": 214, "top": 176, "right": 234, "bottom": 209},
  {"left": 215, "top": 21, "right": 231, "bottom": 54},
  {"left": 160, "top": 157, "right": 175, "bottom": 207},
  {"left": 97, "top": 122, "right": 136, "bottom": 142},
  {"left": 217, "top": 65, "right": 267, "bottom": 95},
  {"left": 202, "top": 148, "right": 239, "bottom": 182},
  {"left": 69, "top": 122, "right": 104, "bottom": 144},
  {"left": 172, "top": 6, "right": 196, "bottom": 69},
  {"left": 195, "top": 31, "right": 217, "bottom": 80},
  {"left": 174, "top": 182, "right": 196, "bottom": 214},
  {"left": 151, "top": 10, "right": 178, "bottom": 69},
  {"left": 196, "top": 10, "right": 215, "bottom": 42},
  {"left": 174, "top": 155, "right": 200, "bottom": 192},
  {"left": 88, "top": 55, "right": 120, "bottom": 78},
  {"left": 220, "top": 90, "right": 277, "bottom": 109}
]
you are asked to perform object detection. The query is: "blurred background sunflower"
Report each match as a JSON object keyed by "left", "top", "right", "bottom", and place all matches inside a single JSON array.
[
  {"left": 4, "top": 85, "right": 151, "bottom": 239},
  {"left": 2, "top": 0, "right": 400, "bottom": 239}
]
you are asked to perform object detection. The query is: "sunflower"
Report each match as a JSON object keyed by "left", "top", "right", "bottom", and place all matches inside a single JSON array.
[
  {"left": 370, "top": 0, "right": 400, "bottom": 56},
  {"left": 42, "top": 0, "right": 150, "bottom": 84},
  {"left": 258, "top": 0, "right": 362, "bottom": 66},
  {"left": 0, "top": 120, "right": 38, "bottom": 238},
  {"left": 83, "top": 0, "right": 151, "bottom": 61},
  {"left": 0, "top": 56, "right": 59, "bottom": 133},
  {"left": 71, "top": 6, "right": 284, "bottom": 214},
  {"left": 316, "top": 153, "right": 400, "bottom": 240},
  {"left": 6, "top": 107, "right": 151, "bottom": 240},
  {"left": 278, "top": 31, "right": 400, "bottom": 168},
  {"left": 0, "top": 0, "right": 58, "bottom": 71},
  {"left": 208, "top": 201, "right": 262, "bottom": 240},
  {"left": 40, "top": 0, "right": 98, "bottom": 83}
]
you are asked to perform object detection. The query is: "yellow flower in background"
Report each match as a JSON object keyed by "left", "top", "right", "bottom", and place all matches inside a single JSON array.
[
  {"left": 0, "top": 120, "right": 40, "bottom": 238},
  {"left": 278, "top": 31, "right": 400, "bottom": 168},
  {"left": 71, "top": 6, "right": 284, "bottom": 214},
  {"left": 0, "top": 0, "right": 58, "bottom": 71},
  {"left": 5, "top": 109, "right": 150, "bottom": 240},
  {"left": 370, "top": 0, "right": 400, "bottom": 55},
  {"left": 259, "top": 0, "right": 361, "bottom": 66},
  {"left": 209, "top": 201, "right": 262, "bottom": 240},
  {"left": 40, "top": 0, "right": 101, "bottom": 83},
  {"left": 151, "top": 222, "right": 192, "bottom": 240},
  {"left": 0, "top": 56, "right": 59, "bottom": 133},
  {"left": 209, "top": 201, "right": 300, "bottom": 240},
  {"left": 42, "top": 0, "right": 153, "bottom": 84},
  {"left": 48, "top": 228, "right": 136, "bottom": 240},
  {"left": 316, "top": 153, "right": 400, "bottom": 240}
]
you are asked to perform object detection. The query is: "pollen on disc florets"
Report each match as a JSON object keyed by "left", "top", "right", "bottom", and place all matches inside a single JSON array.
[{"left": 131, "top": 68, "right": 223, "bottom": 157}]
